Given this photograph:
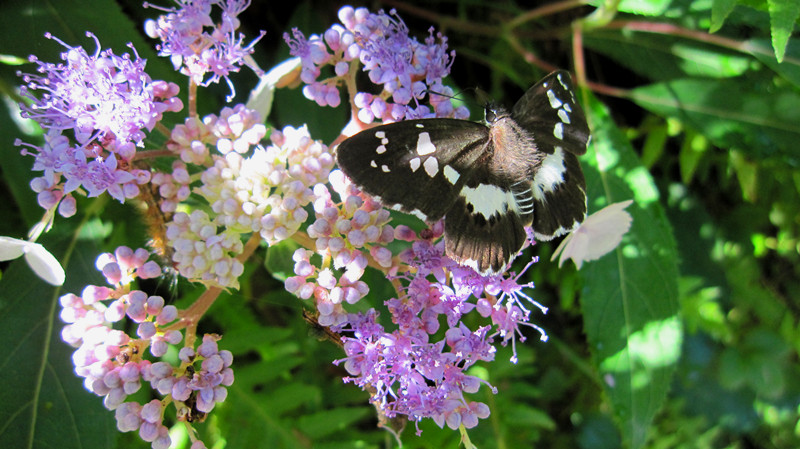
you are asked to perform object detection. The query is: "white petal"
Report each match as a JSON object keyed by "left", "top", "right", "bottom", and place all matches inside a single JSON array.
[
  {"left": 246, "top": 57, "right": 302, "bottom": 119},
  {"left": 0, "top": 236, "right": 27, "bottom": 261},
  {"left": 23, "top": 242, "right": 66, "bottom": 286},
  {"left": 551, "top": 200, "right": 634, "bottom": 269}
]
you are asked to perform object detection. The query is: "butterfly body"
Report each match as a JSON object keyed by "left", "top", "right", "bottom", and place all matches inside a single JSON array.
[{"left": 336, "top": 71, "right": 590, "bottom": 274}]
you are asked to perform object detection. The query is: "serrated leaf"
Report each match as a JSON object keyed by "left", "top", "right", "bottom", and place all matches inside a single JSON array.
[
  {"left": 580, "top": 93, "right": 681, "bottom": 449},
  {"left": 629, "top": 78, "right": 800, "bottom": 160},
  {"left": 710, "top": 0, "right": 740, "bottom": 32},
  {"left": 768, "top": 0, "right": 800, "bottom": 62}
]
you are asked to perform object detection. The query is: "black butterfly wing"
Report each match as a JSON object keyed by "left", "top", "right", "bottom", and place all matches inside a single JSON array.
[
  {"left": 336, "top": 119, "right": 490, "bottom": 221},
  {"left": 511, "top": 71, "right": 590, "bottom": 240},
  {"left": 444, "top": 165, "right": 529, "bottom": 274},
  {"left": 530, "top": 149, "right": 586, "bottom": 240},
  {"left": 511, "top": 70, "right": 590, "bottom": 156}
]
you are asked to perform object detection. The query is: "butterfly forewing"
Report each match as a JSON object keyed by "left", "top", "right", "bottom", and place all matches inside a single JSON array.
[
  {"left": 511, "top": 71, "right": 590, "bottom": 156},
  {"left": 336, "top": 119, "right": 489, "bottom": 221}
]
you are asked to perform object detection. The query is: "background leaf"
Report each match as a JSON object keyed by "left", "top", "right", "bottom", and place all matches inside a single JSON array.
[
  {"left": 767, "top": 0, "right": 800, "bottom": 62},
  {"left": 629, "top": 78, "right": 800, "bottom": 160},
  {"left": 0, "top": 230, "right": 112, "bottom": 449},
  {"left": 580, "top": 93, "right": 682, "bottom": 449}
]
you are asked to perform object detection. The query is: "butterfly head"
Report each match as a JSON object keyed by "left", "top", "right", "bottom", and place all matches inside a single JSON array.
[{"left": 483, "top": 103, "right": 511, "bottom": 125}]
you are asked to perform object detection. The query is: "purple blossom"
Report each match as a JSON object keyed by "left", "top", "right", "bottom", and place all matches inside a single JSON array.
[
  {"left": 144, "top": 0, "right": 264, "bottom": 99},
  {"left": 19, "top": 32, "right": 181, "bottom": 148},
  {"left": 16, "top": 32, "right": 180, "bottom": 215},
  {"left": 285, "top": 6, "right": 469, "bottom": 122}
]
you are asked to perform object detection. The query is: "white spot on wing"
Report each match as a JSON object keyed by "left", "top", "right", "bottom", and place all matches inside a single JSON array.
[
  {"left": 409, "top": 209, "right": 428, "bottom": 220},
  {"left": 423, "top": 157, "right": 439, "bottom": 177},
  {"left": 557, "top": 73, "right": 569, "bottom": 90},
  {"left": 553, "top": 122, "right": 564, "bottom": 140},
  {"left": 390, "top": 203, "right": 427, "bottom": 221},
  {"left": 564, "top": 103, "right": 572, "bottom": 113},
  {"left": 416, "top": 132, "right": 436, "bottom": 156},
  {"left": 370, "top": 160, "right": 377, "bottom": 168},
  {"left": 375, "top": 131, "right": 385, "bottom": 139},
  {"left": 443, "top": 165, "right": 460, "bottom": 185},
  {"left": 415, "top": 123, "right": 424, "bottom": 128},
  {"left": 376, "top": 145, "right": 387, "bottom": 154},
  {"left": 409, "top": 157, "right": 421, "bottom": 172},
  {"left": 532, "top": 147, "right": 566, "bottom": 200},
  {"left": 547, "top": 90, "right": 562, "bottom": 109},
  {"left": 558, "top": 109, "right": 570, "bottom": 124},
  {"left": 461, "top": 184, "right": 518, "bottom": 218},
  {"left": 381, "top": 164, "right": 390, "bottom": 173}
]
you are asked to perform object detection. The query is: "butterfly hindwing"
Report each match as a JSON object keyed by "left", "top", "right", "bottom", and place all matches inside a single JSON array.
[
  {"left": 530, "top": 149, "right": 586, "bottom": 239},
  {"left": 336, "top": 118, "right": 489, "bottom": 221},
  {"left": 510, "top": 71, "right": 590, "bottom": 239},
  {"left": 444, "top": 166, "right": 528, "bottom": 273}
]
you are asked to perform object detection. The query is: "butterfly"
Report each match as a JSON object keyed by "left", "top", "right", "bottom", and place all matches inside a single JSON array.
[{"left": 336, "top": 70, "right": 591, "bottom": 274}]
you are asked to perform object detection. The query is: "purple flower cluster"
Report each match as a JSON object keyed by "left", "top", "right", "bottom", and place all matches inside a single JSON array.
[
  {"left": 284, "top": 6, "right": 469, "bottom": 123},
  {"left": 329, "top": 233, "right": 546, "bottom": 431},
  {"left": 144, "top": 0, "right": 265, "bottom": 99},
  {"left": 59, "top": 246, "right": 233, "bottom": 449},
  {"left": 17, "top": 33, "right": 182, "bottom": 216}
]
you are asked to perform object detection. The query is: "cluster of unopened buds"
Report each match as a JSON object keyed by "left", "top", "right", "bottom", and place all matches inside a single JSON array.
[{"left": 58, "top": 246, "right": 232, "bottom": 449}]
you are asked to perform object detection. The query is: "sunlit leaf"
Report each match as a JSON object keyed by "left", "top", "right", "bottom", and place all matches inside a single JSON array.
[
  {"left": 0, "top": 233, "right": 112, "bottom": 449},
  {"left": 630, "top": 78, "right": 800, "bottom": 160},
  {"left": 580, "top": 92, "right": 681, "bottom": 449},
  {"left": 710, "top": 0, "right": 740, "bottom": 32},
  {"left": 747, "top": 39, "right": 800, "bottom": 88},
  {"left": 584, "top": 32, "right": 751, "bottom": 80},
  {"left": 767, "top": 0, "right": 800, "bottom": 62}
]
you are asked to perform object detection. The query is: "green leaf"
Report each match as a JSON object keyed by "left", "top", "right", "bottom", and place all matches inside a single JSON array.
[
  {"left": 678, "top": 130, "right": 709, "bottom": 184},
  {"left": 579, "top": 93, "right": 682, "bottom": 449},
  {"left": 746, "top": 38, "right": 800, "bottom": 88},
  {"left": 584, "top": 31, "right": 752, "bottom": 80},
  {"left": 768, "top": 0, "right": 800, "bottom": 62},
  {"left": 298, "top": 407, "right": 372, "bottom": 439},
  {"left": 0, "top": 232, "right": 113, "bottom": 449},
  {"left": 585, "top": 0, "right": 672, "bottom": 16},
  {"left": 266, "top": 238, "right": 302, "bottom": 281},
  {"left": 629, "top": 78, "right": 800, "bottom": 160},
  {"left": 710, "top": 0, "right": 740, "bottom": 32}
]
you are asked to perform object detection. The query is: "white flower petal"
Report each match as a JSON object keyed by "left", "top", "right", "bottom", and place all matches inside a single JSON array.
[
  {"left": 0, "top": 236, "right": 27, "bottom": 261},
  {"left": 552, "top": 200, "right": 634, "bottom": 269},
  {"left": 23, "top": 242, "right": 66, "bottom": 286}
]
